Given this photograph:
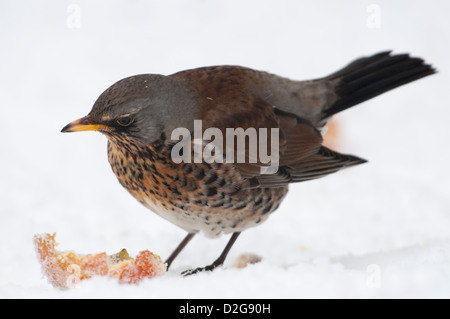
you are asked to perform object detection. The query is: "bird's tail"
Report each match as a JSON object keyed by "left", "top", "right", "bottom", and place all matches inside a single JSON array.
[{"left": 321, "top": 51, "right": 436, "bottom": 120}]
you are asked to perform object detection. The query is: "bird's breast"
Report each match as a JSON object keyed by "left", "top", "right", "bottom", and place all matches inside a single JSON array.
[{"left": 106, "top": 137, "right": 288, "bottom": 237}]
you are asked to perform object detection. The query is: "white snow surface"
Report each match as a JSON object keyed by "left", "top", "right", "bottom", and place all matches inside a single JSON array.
[{"left": 1, "top": 1, "right": 449, "bottom": 298}]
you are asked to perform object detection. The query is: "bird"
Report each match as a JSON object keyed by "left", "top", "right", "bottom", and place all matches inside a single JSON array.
[{"left": 62, "top": 51, "right": 435, "bottom": 275}]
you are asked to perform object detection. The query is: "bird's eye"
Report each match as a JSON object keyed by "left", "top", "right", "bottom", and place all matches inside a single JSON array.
[{"left": 116, "top": 115, "right": 133, "bottom": 127}]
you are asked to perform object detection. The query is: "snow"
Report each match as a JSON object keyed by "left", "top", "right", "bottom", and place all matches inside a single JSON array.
[{"left": 1, "top": 0, "right": 449, "bottom": 298}]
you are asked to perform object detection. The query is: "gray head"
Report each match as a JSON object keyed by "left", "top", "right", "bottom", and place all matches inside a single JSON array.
[{"left": 61, "top": 74, "right": 199, "bottom": 144}]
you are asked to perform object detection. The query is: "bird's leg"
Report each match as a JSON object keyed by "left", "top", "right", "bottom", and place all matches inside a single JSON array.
[
  {"left": 182, "top": 232, "right": 241, "bottom": 276},
  {"left": 165, "top": 232, "right": 196, "bottom": 270}
]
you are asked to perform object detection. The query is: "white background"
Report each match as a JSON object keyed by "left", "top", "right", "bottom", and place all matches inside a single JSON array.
[{"left": 1, "top": 0, "right": 449, "bottom": 298}]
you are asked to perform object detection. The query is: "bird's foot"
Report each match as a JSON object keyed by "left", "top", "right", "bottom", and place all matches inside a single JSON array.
[
  {"left": 180, "top": 232, "right": 241, "bottom": 277},
  {"left": 181, "top": 264, "right": 219, "bottom": 277}
]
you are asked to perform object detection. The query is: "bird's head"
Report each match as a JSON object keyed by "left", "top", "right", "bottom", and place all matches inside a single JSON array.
[{"left": 61, "top": 74, "right": 198, "bottom": 145}]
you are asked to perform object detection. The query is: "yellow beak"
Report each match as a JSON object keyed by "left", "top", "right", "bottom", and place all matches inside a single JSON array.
[{"left": 61, "top": 116, "right": 111, "bottom": 133}]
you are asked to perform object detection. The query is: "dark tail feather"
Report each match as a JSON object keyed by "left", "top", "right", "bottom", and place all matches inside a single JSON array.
[{"left": 322, "top": 51, "right": 436, "bottom": 119}]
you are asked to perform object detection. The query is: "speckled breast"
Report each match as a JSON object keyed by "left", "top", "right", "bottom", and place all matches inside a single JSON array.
[{"left": 106, "top": 135, "right": 288, "bottom": 238}]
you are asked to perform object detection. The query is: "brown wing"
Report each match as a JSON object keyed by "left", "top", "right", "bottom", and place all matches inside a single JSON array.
[
  {"left": 253, "top": 146, "right": 367, "bottom": 188},
  {"left": 200, "top": 94, "right": 366, "bottom": 189},
  {"left": 243, "top": 112, "right": 367, "bottom": 188}
]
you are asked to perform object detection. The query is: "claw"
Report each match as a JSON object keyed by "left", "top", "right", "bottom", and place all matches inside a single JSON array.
[
  {"left": 180, "top": 232, "right": 241, "bottom": 277},
  {"left": 181, "top": 264, "right": 217, "bottom": 277}
]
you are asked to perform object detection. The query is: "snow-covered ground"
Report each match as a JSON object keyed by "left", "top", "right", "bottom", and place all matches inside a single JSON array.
[{"left": 1, "top": 1, "right": 449, "bottom": 298}]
